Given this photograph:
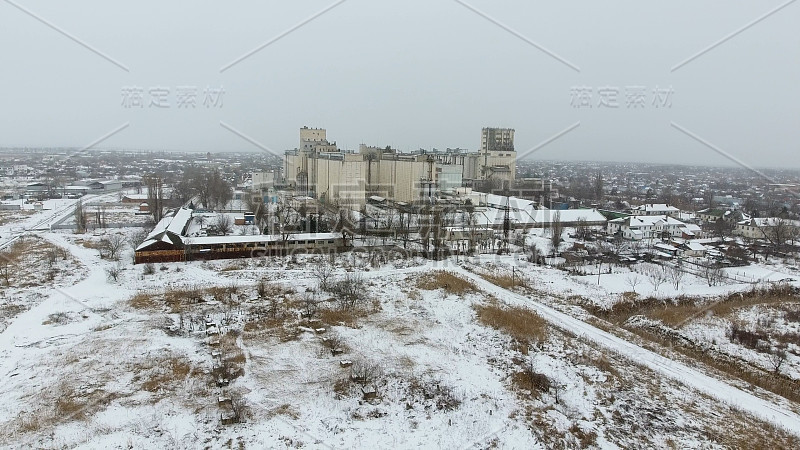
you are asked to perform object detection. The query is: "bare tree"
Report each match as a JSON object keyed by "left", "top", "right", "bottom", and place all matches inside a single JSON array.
[
  {"left": 98, "top": 234, "right": 127, "bottom": 261},
  {"left": 668, "top": 263, "right": 685, "bottom": 290},
  {"left": 301, "top": 291, "right": 320, "bottom": 318},
  {"left": 575, "top": 217, "right": 590, "bottom": 241},
  {"left": 128, "top": 228, "right": 150, "bottom": 251},
  {"left": 74, "top": 199, "right": 88, "bottom": 233},
  {"left": 273, "top": 198, "right": 296, "bottom": 248},
  {"left": 593, "top": 171, "right": 604, "bottom": 201},
  {"left": 246, "top": 194, "right": 267, "bottom": 232},
  {"left": 625, "top": 273, "right": 642, "bottom": 293},
  {"left": 713, "top": 218, "right": 734, "bottom": 242},
  {"left": 144, "top": 175, "right": 165, "bottom": 223},
  {"left": 0, "top": 250, "right": 18, "bottom": 286},
  {"left": 768, "top": 346, "right": 788, "bottom": 374},
  {"left": 703, "top": 264, "right": 724, "bottom": 286},
  {"left": 228, "top": 391, "right": 251, "bottom": 423},
  {"left": 215, "top": 214, "right": 234, "bottom": 236},
  {"left": 645, "top": 264, "right": 668, "bottom": 293},
  {"left": 330, "top": 272, "right": 366, "bottom": 311},
  {"left": 349, "top": 358, "right": 384, "bottom": 389},
  {"left": 312, "top": 259, "right": 335, "bottom": 291},
  {"left": 550, "top": 211, "right": 563, "bottom": 255},
  {"left": 464, "top": 202, "right": 478, "bottom": 255},
  {"left": 765, "top": 218, "right": 796, "bottom": 252},
  {"left": 528, "top": 245, "right": 544, "bottom": 265}
]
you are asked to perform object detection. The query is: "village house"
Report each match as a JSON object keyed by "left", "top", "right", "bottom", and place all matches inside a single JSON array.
[
  {"left": 607, "top": 215, "right": 687, "bottom": 241},
  {"left": 629, "top": 203, "right": 680, "bottom": 216},
  {"left": 734, "top": 217, "right": 800, "bottom": 241}
]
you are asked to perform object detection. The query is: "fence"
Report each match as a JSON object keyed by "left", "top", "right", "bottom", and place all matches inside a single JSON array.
[{"left": 51, "top": 221, "right": 150, "bottom": 231}]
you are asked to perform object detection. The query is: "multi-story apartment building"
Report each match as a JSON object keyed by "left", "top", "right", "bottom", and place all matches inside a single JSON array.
[{"left": 284, "top": 127, "right": 518, "bottom": 207}]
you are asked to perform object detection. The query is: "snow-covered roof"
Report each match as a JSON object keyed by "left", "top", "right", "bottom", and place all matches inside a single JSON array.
[
  {"left": 166, "top": 208, "right": 193, "bottom": 235},
  {"left": 186, "top": 232, "right": 341, "bottom": 246},
  {"left": 654, "top": 243, "right": 677, "bottom": 252},
  {"left": 529, "top": 209, "right": 607, "bottom": 224},
  {"left": 631, "top": 203, "right": 680, "bottom": 213},
  {"left": 611, "top": 215, "right": 686, "bottom": 228},
  {"left": 683, "top": 242, "right": 707, "bottom": 251},
  {"left": 738, "top": 217, "right": 800, "bottom": 227}
]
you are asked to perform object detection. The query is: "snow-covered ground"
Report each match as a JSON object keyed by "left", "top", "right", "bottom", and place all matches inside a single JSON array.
[{"left": 2, "top": 223, "right": 800, "bottom": 448}]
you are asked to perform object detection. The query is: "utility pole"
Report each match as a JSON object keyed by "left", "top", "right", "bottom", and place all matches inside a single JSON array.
[
  {"left": 502, "top": 185, "right": 511, "bottom": 254},
  {"left": 597, "top": 259, "right": 602, "bottom": 285}
]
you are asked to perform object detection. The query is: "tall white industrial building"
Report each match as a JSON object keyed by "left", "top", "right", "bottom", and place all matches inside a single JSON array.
[{"left": 284, "top": 127, "right": 516, "bottom": 207}]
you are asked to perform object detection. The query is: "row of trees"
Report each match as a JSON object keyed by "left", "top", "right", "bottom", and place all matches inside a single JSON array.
[{"left": 171, "top": 168, "right": 234, "bottom": 210}]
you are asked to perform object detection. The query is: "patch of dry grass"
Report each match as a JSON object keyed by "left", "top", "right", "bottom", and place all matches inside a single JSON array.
[
  {"left": 163, "top": 285, "right": 205, "bottom": 313},
  {"left": 593, "top": 284, "right": 800, "bottom": 327},
  {"left": 319, "top": 307, "right": 361, "bottom": 328},
  {"left": 138, "top": 356, "right": 196, "bottom": 393},
  {"left": 477, "top": 271, "right": 527, "bottom": 289},
  {"left": 416, "top": 271, "right": 476, "bottom": 295},
  {"left": 474, "top": 302, "right": 549, "bottom": 347},
  {"left": 129, "top": 292, "right": 159, "bottom": 309}
]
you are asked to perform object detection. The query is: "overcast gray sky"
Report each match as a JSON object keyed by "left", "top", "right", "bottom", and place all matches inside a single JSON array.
[{"left": 1, "top": 0, "right": 798, "bottom": 168}]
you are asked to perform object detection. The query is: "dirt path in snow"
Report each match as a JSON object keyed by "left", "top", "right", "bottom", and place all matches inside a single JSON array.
[{"left": 453, "top": 266, "right": 800, "bottom": 437}]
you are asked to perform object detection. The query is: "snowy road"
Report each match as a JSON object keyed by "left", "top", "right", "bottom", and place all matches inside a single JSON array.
[
  {"left": 0, "top": 193, "right": 118, "bottom": 251},
  {"left": 453, "top": 266, "right": 800, "bottom": 437}
]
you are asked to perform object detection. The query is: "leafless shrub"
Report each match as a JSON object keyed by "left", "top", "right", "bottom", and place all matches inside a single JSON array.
[
  {"left": 128, "top": 228, "right": 150, "bottom": 250},
  {"left": 330, "top": 272, "right": 367, "bottom": 311},
  {"left": 349, "top": 358, "right": 384, "bottom": 388},
  {"left": 321, "top": 332, "right": 348, "bottom": 355},
  {"left": 256, "top": 278, "right": 269, "bottom": 300},
  {"left": 99, "top": 234, "right": 127, "bottom": 261},
  {"left": 728, "top": 324, "right": 768, "bottom": 351},
  {"left": 228, "top": 391, "right": 251, "bottom": 423},
  {"left": 768, "top": 346, "right": 788, "bottom": 374},
  {"left": 512, "top": 362, "right": 551, "bottom": 398},
  {"left": 300, "top": 291, "right": 320, "bottom": 318},
  {"left": 142, "top": 263, "right": 156, "bottom": 275},
  {"left": 407, "top": 377, "right": 462, "bottom": 411},
  {"left": 215, "top": 214, "right": 234, "bottom": 236},
  {"left": 105, "top": 264, "right": 122, "bottom": 282},
  {"left": 43, "top": 312, "right": 71, "bottom": 325},
  {"left": 0, "top": 249, "right": 19, "bottom": 286},
  {"left": 312, "top": 259, "right": 335, "bottom": 291},
  {"left": 784, "top": 309, "right": 800, "bottom": 323},
  {"left": 625, "top": 273, "right": 642, "bottom": 293}
]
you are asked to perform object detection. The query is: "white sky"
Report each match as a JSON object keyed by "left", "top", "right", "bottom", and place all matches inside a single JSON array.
[{"left": 1, "top": 0, "right": 798, "bottom": 168}]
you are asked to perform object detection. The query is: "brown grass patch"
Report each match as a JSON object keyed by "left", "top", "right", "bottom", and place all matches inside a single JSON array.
[
  {"left": 319, "top": 308, "right": 361, "bottom": 328},
  {"left": 474, "top": 303, "right": 549, "bottom": 347},
  {"left": 478, "top": 271, "right": 527, "bottom": 289},
  {"left": 163, "top": 285, "right": 205, "bottom": 313},
  {"left": 626, "top": 326, "right": 800, "bottom": 404},
  {"left": 416, "top": 271, "right": 476, "bottom": 295},
  {"left": 510, "top": 367, "right": 551, "bottom": 398},
  {"left": 129, "top": 292, "right": 158, "bottom": 309},
  {"left": 140, "top": 357, "right": 195, "bottom": 393},
  {"left": 269, "top": 403, "right": 299, "bottom": 419},
  {"left": 591, "top": 284, "right": 800, "bottom": 327}
]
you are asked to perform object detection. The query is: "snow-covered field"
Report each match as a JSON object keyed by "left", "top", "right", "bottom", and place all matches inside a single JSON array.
[{"left": 2, "top": 217, "right": 800, "bottom": 448}]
